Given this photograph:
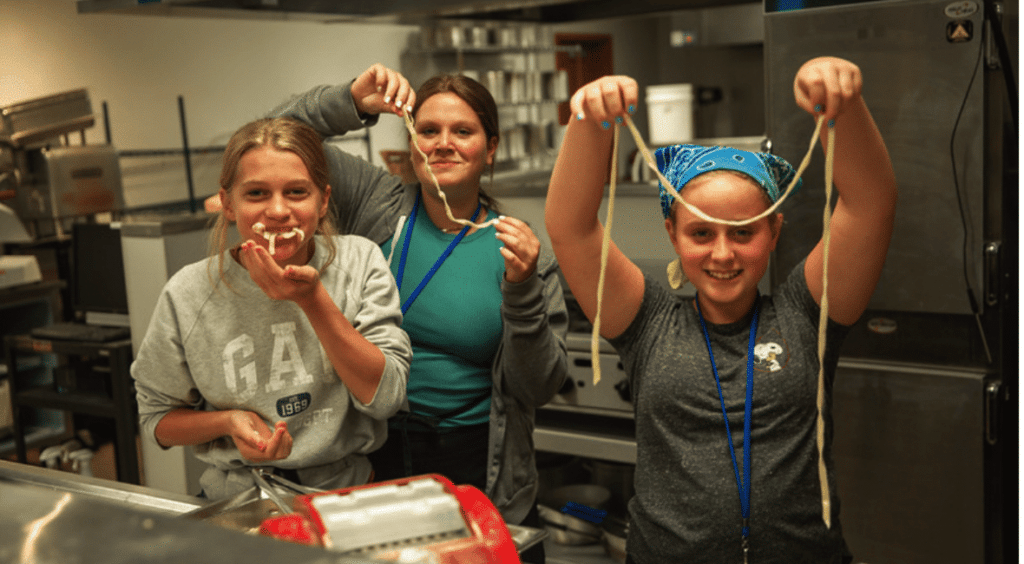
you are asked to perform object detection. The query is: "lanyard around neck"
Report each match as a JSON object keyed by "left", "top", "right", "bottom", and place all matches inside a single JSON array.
[
  {"left": 696, "top": 294, "right": 760, "bottom": 554},
  {"left": 395, "top": 192, "right": 481, "bottom": 315}
]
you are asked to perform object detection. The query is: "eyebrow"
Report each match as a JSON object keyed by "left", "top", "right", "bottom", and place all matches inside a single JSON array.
[{"left": 415, "top": 119, "right": 479, "bottom": 129}]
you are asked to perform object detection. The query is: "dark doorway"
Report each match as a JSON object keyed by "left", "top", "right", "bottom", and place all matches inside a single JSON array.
[{"left": 555, "top": 34, "right": 613, "bottom": 125}]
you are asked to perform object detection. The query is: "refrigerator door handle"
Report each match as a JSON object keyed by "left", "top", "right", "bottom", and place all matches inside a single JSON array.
[
  {"left": 984, "top": 241, "right": 1001, "bottom": 307},
  {"left": 984, "top": 381, "right": 1002, "bottom": 446}
]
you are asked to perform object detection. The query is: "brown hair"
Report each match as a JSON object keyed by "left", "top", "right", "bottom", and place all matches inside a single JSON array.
[
  {"left": 209, "top": 117, "right": 338, "bottom": 284},
  {"left": 412, "top": 74, "right": 503, "bottom": 215}
]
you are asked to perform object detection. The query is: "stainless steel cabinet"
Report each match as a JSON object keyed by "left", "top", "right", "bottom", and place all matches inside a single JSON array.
[{"left": 833, "top": 359, "right": 1004, "bottom": 564}]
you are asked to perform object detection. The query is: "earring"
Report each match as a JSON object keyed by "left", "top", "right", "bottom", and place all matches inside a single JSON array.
[{"left": 667, "top": 259, "right": 688, "bottom": 290}]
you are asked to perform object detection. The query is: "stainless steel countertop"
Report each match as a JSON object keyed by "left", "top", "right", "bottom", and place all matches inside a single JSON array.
[
  {"left": 0, "top": 464, "right": 368, "bottom": 564},
  {"left": 0, "top": 460, "right": 543, "bottom": 562}
]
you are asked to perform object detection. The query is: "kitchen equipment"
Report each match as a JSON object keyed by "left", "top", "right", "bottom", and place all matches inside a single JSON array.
[
  {"left": 0, "top": 255, "right": 42, "bottom": 289},
  {"left": 545, "top": 336, "right": 632, "bottom": 418},
  {"left": 249, "top": 468, "right": 293, "bottom": 515},
  {"left": 765, "top": 4, "right": 1013, "bottom": 563},
  {"left": 259, "top": 474, "right": 521, "bottom": 563},
  {"left": 538, "top": 504, "right": 601, "bottom": 546},
  {"left": 1, "top": 88, "right": 125, "bottom": 238},
  {"left": 645, "top": 84, "right": 694, "bottom": 145},
  {"left": 545, "top": 484, "right": 611, "bottom": 513},
  {"left": 600, "top": 515, "right": 628, "bottom": 564},
  {"left": 584, "top": 459, "right": 635, "bottom": 516},
  {"left": 532, "top": 331, "right": 637, "bottom": 465},
  {"left": 0, "top": 89, "right": 93, "bottom": 149}
]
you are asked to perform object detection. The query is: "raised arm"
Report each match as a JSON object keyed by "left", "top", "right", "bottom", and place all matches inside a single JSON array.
[
  {"left": 265, "top": 65, "right": 418, "bottom": 244},
  {"left": 795, "top": 57, "right": 898, "bottom": 325},
  {"left": 545, "top": 76, "right": 645, "bottom": 340},
  {"left": 269, "top": 63, "right": 415, "bottom": 137}
]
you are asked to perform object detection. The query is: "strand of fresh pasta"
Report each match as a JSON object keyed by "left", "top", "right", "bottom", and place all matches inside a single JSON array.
[
  {"left": 816, "top": 125, "right": 836, "bottom": 529},
  {"left": 591, "top": 125, "right": 620, "bottom": 385},
  {"left": 599, "top": 113, "right": 835, "bottom": 529},
  {"left": 623, "top": 115, "right": 825, "bottom": 226},
  {"left": 403, "top": 111, "right": 501, "bottom": 230}
]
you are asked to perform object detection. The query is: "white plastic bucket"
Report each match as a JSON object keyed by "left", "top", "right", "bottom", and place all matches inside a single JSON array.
[{"left": 645, "top": 84, "right": 694, "bottom": 145}]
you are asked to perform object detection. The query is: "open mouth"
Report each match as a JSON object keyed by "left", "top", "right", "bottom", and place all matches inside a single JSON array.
[
  {"left": 706, "top": 269, "right": 740, "bottom": 281},
  {"left": 252, "top": 222, "right": 305, "bottom": 256}
]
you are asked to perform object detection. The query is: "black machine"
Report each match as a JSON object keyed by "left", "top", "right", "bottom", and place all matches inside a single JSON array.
[{"left": 31, "top": 222, "right": 130, "bottom": 343}]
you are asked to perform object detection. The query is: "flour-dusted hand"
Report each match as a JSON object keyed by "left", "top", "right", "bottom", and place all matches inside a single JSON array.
[
  {"left": 793, "top": 57, "right": 864, "bottom": 122},
  {"left": 351, "top": 63, "right": 416, "bottom": 117},
  {"left": 494, "top": 216, "right": 540, "bottom": 284},
  {"left": 569, "top": 75, "right": 639, "bottom": 127},
  {"left": 230, "top": 411, "right": 293, "bottom": 463},
  {"left": 237, "top": 239, "right": 320, "bottom": 303}
]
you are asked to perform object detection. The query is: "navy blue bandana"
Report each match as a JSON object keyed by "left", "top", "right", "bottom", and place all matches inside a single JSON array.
[{"left": 655, "top": 145, "right": 801, "bottom": 219}]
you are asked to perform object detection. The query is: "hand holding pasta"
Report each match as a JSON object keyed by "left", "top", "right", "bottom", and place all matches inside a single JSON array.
[
  {"left": 494, "top": 216, "right": 540, "bottom": 284},
  {"left": 237, "top": 239, "right": 320, "bottom": 303},
  {"left": 793, "top": 57, "right": 864, "bottom": 122},
  {"left": 569, "top": 75, "right": 639, "bottom": 125},
  {"left": 351, "top": 62, "right": 416, "bottom": 117}
]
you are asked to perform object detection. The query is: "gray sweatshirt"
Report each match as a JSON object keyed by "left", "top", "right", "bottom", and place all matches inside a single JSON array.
[
  {"left": 132, "top": 235, "right": 411, "bottom": 500},
  {"left": 268, "top": 82, "right": 569, "bottom": 525}
]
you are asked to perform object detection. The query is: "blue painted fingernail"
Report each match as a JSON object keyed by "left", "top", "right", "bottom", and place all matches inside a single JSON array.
[
  {"left": 628, "top": 105, "right": 636, "bottom": 114},
  {"left": 576, "top": 111, "right": 585, "bottom": 121},
  {"left": 601, "top": 121, "right": 610, "bottom": 130},
  {"left": 615, "top": 116, "right": 623, "bottom": 125},
  {"left": 828, "top": 119, "right": 835, "bottom": 128},
  {"left": 814, "top": 104, "right": 823, "bottom": 113}
]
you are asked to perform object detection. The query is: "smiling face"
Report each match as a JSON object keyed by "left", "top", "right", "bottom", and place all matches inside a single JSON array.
[
  {"left": 220, "top": 146, "right": 330, "bottom": 268},
  {"left": 665, "top": 170, "right": 782, "bottom": 324},
  {"left": 410, "top": 92, "right": 497, "bottom": 196}
]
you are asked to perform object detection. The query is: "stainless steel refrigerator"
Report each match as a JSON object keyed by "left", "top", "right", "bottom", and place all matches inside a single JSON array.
[{"left": 764, "top": 1, "right": 1016, "bottom": 563}]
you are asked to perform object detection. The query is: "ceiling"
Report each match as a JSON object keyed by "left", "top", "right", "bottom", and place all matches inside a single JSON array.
[{"left": 76, "top": 0, "right": 759, "bottom": 23}]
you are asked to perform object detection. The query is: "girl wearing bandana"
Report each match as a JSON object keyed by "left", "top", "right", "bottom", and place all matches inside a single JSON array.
[{"left": 545, "top": 57, "right": 897, "bottom": 563}]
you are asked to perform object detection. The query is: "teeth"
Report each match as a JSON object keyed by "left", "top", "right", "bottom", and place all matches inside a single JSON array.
[
  {"left": 250, "top": 223, "right": 305, "bottom": 256},
  {"left": 707, "top": 270, "right": 739, "bottom": 280}
]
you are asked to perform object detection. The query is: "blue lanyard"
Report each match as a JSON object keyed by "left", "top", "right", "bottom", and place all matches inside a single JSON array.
[
  {"left": 695, "top": 294, "right": 759, "bottom": 556},
  {"left": 395, "top": 192, "right": 480, "bottom": 314}
]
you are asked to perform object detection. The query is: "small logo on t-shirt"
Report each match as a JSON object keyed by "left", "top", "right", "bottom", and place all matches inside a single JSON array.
[
  {"left": 754, "top": 328, "right": 788, "bottom": 372},
  {"left": 276, "top": 392, "right": 311, "bottom": 418}
]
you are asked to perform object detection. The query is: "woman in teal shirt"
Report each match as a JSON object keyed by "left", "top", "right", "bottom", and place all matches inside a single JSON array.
[{"left": 266, "top": 64, "right": 569, "bottom": 564}]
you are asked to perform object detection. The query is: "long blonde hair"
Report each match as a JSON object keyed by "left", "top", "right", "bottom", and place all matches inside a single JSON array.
[{"left": 209, "top": 117, "right": 338, "bottom": 284}]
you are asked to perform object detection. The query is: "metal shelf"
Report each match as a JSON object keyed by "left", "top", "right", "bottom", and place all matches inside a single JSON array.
[
  {"left": 4, "top": 335, "right": 139, "bottom": 484},
  {"left": 14, "top": 386, "right": 117, "bottom": 418}
]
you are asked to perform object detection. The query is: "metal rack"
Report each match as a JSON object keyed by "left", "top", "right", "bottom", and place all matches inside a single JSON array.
[{"left": 4, "top": 334, "right": 138, "bottom": 484}]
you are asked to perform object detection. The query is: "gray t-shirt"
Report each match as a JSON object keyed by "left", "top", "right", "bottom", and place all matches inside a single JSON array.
[{"left": 611, "top": 260, "right": 852, "bottom": 563}]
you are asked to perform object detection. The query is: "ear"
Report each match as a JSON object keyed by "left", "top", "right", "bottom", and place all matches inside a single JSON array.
[
  {"left": 486, "top": 137, "right": 498, "bottom": 166},
  {"left": 768, "top": 212, "right": 783, "bottom": 251},
  {"left": 219, "top": 189, "right": 235, "bottom": 222},
  {"left": 664, "top": 215, "right": 684, "bottom": 258},
  {"left": 320, "top": 185, "right": 332, "bottom": 218}
]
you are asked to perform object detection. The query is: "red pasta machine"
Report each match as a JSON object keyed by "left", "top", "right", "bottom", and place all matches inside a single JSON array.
[{"left": 259, "top": 474, "right": 520, "bottom": 563}]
